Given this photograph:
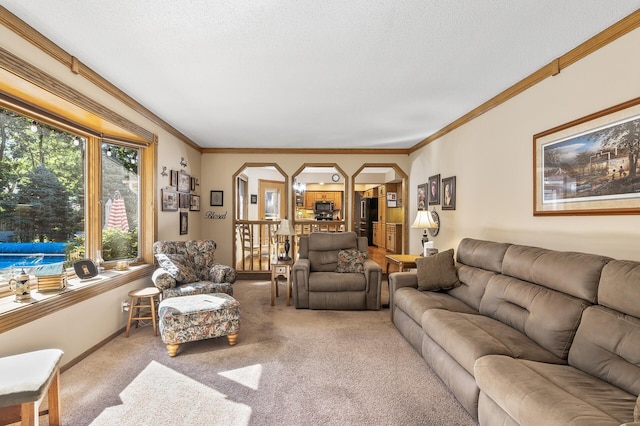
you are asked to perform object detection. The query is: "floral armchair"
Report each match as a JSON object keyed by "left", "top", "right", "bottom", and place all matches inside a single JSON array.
[{"left": 152, "top": 240, "right": 237, "bottom": 299}]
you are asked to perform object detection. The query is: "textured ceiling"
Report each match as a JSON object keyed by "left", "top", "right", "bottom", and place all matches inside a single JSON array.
[{"left": 2, "top": 1, "right": 640, "bottom": 149}]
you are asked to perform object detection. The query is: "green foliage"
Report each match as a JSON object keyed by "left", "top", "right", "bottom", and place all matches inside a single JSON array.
[{"left": 102, "top": 228, "right": 138, "bottom": 261}]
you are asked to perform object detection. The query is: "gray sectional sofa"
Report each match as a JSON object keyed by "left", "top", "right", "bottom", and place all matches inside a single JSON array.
[{"left": 389, "top": 238, "right": 640, "bottom": 425}]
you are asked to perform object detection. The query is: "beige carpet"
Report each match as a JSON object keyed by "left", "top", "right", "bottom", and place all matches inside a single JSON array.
[{"left": 45, "top": 280, "right": 476, "bottom": 425}]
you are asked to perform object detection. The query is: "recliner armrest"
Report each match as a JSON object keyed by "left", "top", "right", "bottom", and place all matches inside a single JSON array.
[{"left": 152, "top": 268, "right": 176, "bottom": 290}]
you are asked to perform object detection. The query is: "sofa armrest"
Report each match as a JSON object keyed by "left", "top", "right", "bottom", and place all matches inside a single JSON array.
[
  {"left": 151, "top": 268, "right": 176, "bottom": 291},
  {"left": 209, "top": 263, "right": 237, "bottom": 284},
  {"left": 363, "top": 259, "right": 382, "bottom": 310},
  {"left": 292, "top": 259, "right": 310, "bottom": 308},
  {"left": 388, "top": 271, "right": 418, "bottom": 318}
]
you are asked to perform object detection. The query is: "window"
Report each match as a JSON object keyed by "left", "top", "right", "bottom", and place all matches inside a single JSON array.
[{"left": 0, "top": 107, "right": 145, "bottom": 297}]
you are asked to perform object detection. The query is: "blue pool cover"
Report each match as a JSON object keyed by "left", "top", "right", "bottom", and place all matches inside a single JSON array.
[{"left": 0, "top": 242, "right": 68, "bottom": 254}]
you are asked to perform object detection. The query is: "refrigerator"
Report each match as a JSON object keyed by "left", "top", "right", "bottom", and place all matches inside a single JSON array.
[{"left": 359, "top": 197, "right": 378, "bottom": 246}]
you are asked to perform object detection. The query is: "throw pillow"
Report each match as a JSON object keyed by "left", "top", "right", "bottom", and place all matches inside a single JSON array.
[
  {"left": 155, "top": 253, "right": 198, "bottom": 283},
  {"left": 335, "top": 249, "right": 365, "bottom": 273},
  {"left": 415, "top": 248, "right": 460, "bottom": 291}
]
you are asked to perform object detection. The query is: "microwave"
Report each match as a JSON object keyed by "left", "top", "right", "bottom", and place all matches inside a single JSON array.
[{"left": 314, "top": 201, "right": 334, "bottom": 213}]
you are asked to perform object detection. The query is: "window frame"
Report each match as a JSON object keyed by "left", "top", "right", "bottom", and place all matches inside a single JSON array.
[{"left": 0, "top": 95, "right": 156, "bottom": 329}]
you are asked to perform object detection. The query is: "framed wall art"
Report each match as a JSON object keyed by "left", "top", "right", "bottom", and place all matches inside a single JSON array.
[
  {"left": 170, "top": 170, "right": 178, "bottom": 187},
  {"left": 179, "top": 192, "right": 190, "bottom": 209},
  {"left": 250, "top": 194, "right": 258, "bottom": 204},
  {"left": 161, "top": 189, "right": 179, "bottom": 211},
  {"left": 177, "top": 171, "right": 191, "bottom": 193},
  {"left": 428, "top": 174, "right": 440, "bottom": 206},
  {"left": 417, "top": 183, "right": 426, "bottom": 210},
  {"left": 180, "top": 211, "right": 188, "bottom": 235},
  {"left": 210, "top": 190, "right": 224, "bottom": 206},
  {"left": 442, "top": 176, "right": 456, "bottom": 210},
  {"left": 190, "top": 194, "right": 201, "bottom": 211},
  {"left": 534, "top": 97, "right": 640, "bottom": 216}
]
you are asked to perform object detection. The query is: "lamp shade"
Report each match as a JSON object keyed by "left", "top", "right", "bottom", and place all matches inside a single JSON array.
[
  {"left": 411, "top": 210, "right": 438, "bottom": 229},
  {"left": 275, "top": 219, "right": 295, "bottom": 236}
]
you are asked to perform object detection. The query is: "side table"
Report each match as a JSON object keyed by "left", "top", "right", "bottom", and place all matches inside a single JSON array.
[
  {"left": 385, "top": 254, "right": 422, "bottom": 274},
  {"left": 271, "top": 260, "right": 293, "bottom": 306}
]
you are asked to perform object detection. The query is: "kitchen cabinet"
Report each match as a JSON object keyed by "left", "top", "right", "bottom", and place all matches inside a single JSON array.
[
  {"left": 386, "top": 224, "right": 402, "bottom": 253},
  {"left": 304, "top": 191, "right": 342, "bottom": 210}
]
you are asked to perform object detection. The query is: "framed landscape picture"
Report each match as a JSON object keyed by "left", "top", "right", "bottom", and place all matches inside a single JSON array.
[{"left": 534, "top": 97, "right": 640, "bottom": 215}]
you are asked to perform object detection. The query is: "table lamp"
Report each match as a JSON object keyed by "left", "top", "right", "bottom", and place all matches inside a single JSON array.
[
  {"left": 275, "top": 219, "right": 295, "bottom": 260},
  {"left": 411, "top": 210, "right": 440, "bottom": 256}
]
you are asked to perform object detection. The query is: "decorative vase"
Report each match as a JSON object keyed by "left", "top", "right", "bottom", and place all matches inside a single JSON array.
[
  {"left": 9, "top": 268, "right": 31, "bottom": 301},
  {"left": 95, "top": 250, "right": 105, "bottom": 273}
]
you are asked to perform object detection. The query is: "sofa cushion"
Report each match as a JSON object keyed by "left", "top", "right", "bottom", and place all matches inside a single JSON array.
[
  {"left": 308, "top": 272, "right": 366, "bottom": 292},
  {"left": 479, "top": 274, "right": 590, "bottom": 360},
  {"left": 501, "top": 245, "right": 609, "bottom": 303},
  {"left": 598, "top": 260, "right": 640, "bottom": 318},
  {"left": 421, "top": 309, "right": 565, "bottom": 375},
  {"left": 475, "top": 355, "right": 637, "bottom": 425},
  {"left": 415, "top": 249, "right": 459, "bottom": 291},
  {"left": 335, "top": 249, "right": 365, "bottom": 273},
  {"left": 155, "top": 253, "right": 198, "bottom": 283},
  {"left": 456, "top": 238, "right": 511, "bottom": 273},
  {"left": 568, "top": 305, "right": 640, "bottom": 396},
  {"left": 394, "top": 286, "right": 477, "bottom": 325}
]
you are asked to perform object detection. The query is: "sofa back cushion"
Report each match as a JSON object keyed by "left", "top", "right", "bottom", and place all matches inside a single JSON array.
[
  {"left": 456, "top": 238, "right": 511, "bottom": 273},
  {"left": 153, "top": 240, "right": 218, "bottom": 281},
  {"left": 306, "top": 232, "right": 359, "bottom": 272},
  {"left": 480, "top": 274, "right": 591, "bottom": 359},
  {"left": 445, "top": 238, "right": 511, "bottom": 311},
  {"left": 568, "top": 260, "right": 640, "bottom": 395},
  {"left": 501, "top": 245, "right": 609, "bottom": 303}
]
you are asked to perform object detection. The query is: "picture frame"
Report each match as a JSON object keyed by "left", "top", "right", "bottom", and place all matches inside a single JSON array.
[
  {"left": 179, "top": 192, "right": 190, "bottom": 209},
  {"left": 442, "top": 176, "right": 456, "bottom": 210},
  {"left": 428, "top": 174, "right": 440, "bottom": 205},
  {"left": 177, "top": 171, "right": 191, "bottom": 193},
  {"left": 161, "top": 189, "right": 179, "bottom": 211},
  {"left": 179, "top": 211, "right": 188, "bottom": 235},
  {"left": 250, "top": 194, "right": 258, "bottom": 204},
  {"left": 387, "top": 192, "right": 397, "bottom": 208},
  {"left": 534, "top": 97, "right": 640, "bottom": 216},
  {"left": 417, "top": 183, "right": 427, "bottom": 210},
  {"left": 170, "top": 170, "right": 178, "bottom": 187},
  {"left": 190, "top": 177, "right": 196, "bottom": 191},
  {"left": 190, "top": 194, "right": 201, "bottom": 211},
  {"left": 210, "top": 190, "right": 224, "bottom": 206}
]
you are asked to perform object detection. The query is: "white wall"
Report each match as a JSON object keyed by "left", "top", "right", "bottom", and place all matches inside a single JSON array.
[{"left": 408, "top": 27, "right": 640, "bottom": 261}]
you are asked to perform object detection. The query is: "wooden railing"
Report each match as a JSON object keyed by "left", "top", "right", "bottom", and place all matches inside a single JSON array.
[{"left": 234, "top": 221, "right": 279, "bottom": 272}]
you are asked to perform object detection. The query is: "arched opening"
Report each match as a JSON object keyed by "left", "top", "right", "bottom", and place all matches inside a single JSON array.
[{"left": 232, "top": 163, "right": 288, "bottom": 272}]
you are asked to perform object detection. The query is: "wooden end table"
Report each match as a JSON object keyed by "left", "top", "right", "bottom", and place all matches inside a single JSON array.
[
  {"left": 271, "top": 259, "right": 293, "bottom": 306},
  {"left": 385, "top": 254, "right": 421, "bottom": 274}
]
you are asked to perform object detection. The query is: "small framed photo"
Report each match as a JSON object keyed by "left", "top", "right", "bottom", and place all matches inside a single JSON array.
[
  {"left": 428, "top": 174, "right": 440, "bottom": 205},
  {"left": 442, "top": 176, "right": 456, "bottom": 210},
  {"left": 417, "top": 183, "right": 427, "bottom": 210},
  {"left": 179, "top": 211, "right": 188, "bottom": 235},
  {"left": 177, "top": 171, "right": 191, "bottom": 193},
  {"left": 250, "top": 194, "right": 258, "bottom": 204},
  {"left": 170, "top": 170, "right": 178, "bottom": 187},
  {"left": 161, "top": 189, "right": 179, "bottom": 211},
  {"left": 210, "top": 190, "right": 223, "bottom": 206},
  {"left": 179, "top": 192, "right": 190, "bottom": 209},
  {"left": 190, "top": 177, "right": 197, "bottom": 191},
  {"left": 190, "top": 194, "right": 201, "bottom": 211}
]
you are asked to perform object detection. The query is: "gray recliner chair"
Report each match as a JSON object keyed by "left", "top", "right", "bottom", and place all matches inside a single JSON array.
[{"left": 292, "top": 232, "right": 382, "bottom": 310}]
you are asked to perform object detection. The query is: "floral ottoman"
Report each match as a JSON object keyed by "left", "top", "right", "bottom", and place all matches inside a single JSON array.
[{"left": 158, "top": 293, "right": 240, "bottom": 357}]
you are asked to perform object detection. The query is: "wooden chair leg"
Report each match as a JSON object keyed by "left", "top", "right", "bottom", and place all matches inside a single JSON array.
[
  {"left": 20, "top": 402, "right": 37, "bottom": 426},
  {"left": 149, "top": 296, "right": 158, "bottom": 336},
  {"left": 166, "top": 344, "right": 179, "bottom": 357},
  {"left": 227, "top": 333, "right": 238, "bottom": 346},
  {"left": 125, "top": 296, "right": 135, "bottom": 337},
  {"left": 47, "top": 368, "right": 61, "bottom": 426}
]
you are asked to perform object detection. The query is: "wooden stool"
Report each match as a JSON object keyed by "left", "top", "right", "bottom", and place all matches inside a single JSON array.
[
  {"left": 0, "top": 349, "right": 64, "bottom": 426},
  {"left": 125, "top": 287, "right": 160, "bottom": 337}
]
